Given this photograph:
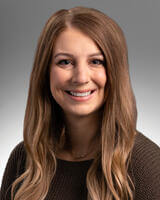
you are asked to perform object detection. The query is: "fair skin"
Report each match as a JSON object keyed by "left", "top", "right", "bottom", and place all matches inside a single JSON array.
[{"left": 50, "top": 27, "right": 107, "bottom": 160}]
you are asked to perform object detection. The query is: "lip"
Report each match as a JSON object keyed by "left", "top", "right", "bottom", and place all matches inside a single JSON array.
[
  {"left": 65, "top": 89, "right": 97, "bottom": 102},
  {"left": 66, "top": 89, "right": 96, "bottom": 93}
]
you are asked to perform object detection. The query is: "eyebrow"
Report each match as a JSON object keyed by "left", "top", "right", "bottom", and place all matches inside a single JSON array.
[{"left": 54, "top": 52, "right": 103, "bottom": 58}]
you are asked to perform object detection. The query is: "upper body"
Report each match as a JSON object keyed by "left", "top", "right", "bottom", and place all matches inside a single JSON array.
[
  {"left": 1, "top": 6, "right": 159, "bottom": 200},
  {"left": 1, "top": 131, "right": 160, "bottom": 200}
]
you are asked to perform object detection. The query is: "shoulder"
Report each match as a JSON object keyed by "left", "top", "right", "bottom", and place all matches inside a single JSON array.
[
  {"left": 8, "top": 141, "right": 26, "bottom": 158},
  {"left": 6, "top": 141, "right": 26, "bottom": 171},
  {"left": 10, "top": 141, "right": 26, "bottom": 158},
  {"left": 130, "top": 131, "right": 160, "bottom": 199},
  {"left": 131, "top": 131, "right": 160, "bottom": 165},
  {"left": 0, "top": 141, "right": 26, "bottom": 199}
]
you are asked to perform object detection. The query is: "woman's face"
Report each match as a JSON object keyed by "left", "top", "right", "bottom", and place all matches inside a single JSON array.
[{"left": 50, "top": 27, "right": 107, "bottom": 118}]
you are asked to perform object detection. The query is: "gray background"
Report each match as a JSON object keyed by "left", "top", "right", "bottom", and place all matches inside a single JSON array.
[{"left": 0, "top": 0, "right": 160, "bottom": 183}]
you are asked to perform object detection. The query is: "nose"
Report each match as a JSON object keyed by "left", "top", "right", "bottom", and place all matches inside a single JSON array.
[{"left": 71, "top": 62, "right": 90, "bottom": 85}]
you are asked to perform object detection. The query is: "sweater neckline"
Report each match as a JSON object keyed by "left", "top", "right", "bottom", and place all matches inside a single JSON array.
[{"left": 56, "top": 157, "right": 94, "bottom": 165}]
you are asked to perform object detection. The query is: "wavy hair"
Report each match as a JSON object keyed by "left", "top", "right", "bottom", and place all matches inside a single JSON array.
[{"left": 11, "top": 6, "right": 137, "bottom": 200}]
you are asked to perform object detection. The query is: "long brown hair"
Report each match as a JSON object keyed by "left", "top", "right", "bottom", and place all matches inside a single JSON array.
[{"left": 11, "top": 6, "right": 137, "bottom": 200}]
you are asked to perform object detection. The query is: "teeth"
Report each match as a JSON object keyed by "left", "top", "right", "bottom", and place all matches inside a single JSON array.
[{"left": 70, "top": 91, "right": 92, "bottom": 97}]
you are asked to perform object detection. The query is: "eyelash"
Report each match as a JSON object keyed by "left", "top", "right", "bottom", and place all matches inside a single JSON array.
[{"left": 56, "top": 59, "right": 105, "bottom": 66}]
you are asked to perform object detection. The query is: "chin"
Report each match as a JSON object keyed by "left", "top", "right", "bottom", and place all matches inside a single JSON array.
[{"left": 64, "top": 106, "right": 100, "bottom": 118}]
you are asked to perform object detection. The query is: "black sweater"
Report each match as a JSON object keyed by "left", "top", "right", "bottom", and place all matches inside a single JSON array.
[{"left": 0, "top": 132, "right": 160, "bottom": 200}]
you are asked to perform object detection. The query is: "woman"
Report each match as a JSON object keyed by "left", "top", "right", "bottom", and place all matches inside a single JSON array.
[{"left": 1, "top": 6, "right": 160, "bottom": 200}]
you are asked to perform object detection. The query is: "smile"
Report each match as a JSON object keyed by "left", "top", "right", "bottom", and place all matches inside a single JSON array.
[
  {"left": 69, "top": 91, "right": 91, "bottom": 97},
  {"left": 65, "top": 90, "right": 96, "bottom": 101}
]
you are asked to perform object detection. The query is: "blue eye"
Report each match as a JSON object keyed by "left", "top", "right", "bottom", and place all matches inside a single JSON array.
[
  {"left": 56, "top": 59, "right": 104, "bottom": 66},
  {"left": 57, "top": 59, "right": 72, "bottom": 65},
  {"left": 91, "top": 59, "right": 104, "bottom": 65}
]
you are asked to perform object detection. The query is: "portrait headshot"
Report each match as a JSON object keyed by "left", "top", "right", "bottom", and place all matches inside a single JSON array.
[{"left": 0, "top": 1, "right": 160, "bottom": 200}]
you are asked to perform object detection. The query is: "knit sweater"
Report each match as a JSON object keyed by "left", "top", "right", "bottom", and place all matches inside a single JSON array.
[{"left": 0, "top": 132, "right": 160, "bottom": 200}]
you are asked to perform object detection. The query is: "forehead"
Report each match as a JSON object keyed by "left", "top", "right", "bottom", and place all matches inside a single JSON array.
[{"left": 53, "top": 28, "right": 102, "bottom": 57}]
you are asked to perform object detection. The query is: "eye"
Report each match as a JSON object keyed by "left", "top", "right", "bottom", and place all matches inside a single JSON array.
[
  {"left": 57, "top": 59, "right": 73, "bottom": 66},
  {"left": 91, "top": 59, "right": 105, "bottom": 66}
]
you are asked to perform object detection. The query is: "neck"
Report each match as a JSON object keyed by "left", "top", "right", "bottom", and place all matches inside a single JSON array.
[{"left": 63, "top": 112, "right": 102, "bottom": 154}]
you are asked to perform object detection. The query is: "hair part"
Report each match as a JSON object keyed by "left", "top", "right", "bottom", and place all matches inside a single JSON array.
[{"left": 11, "top": 6, "right": 137, "bottom": 200}]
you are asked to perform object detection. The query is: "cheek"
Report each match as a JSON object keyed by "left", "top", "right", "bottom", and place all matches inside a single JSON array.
[
  {"left": 49, "top": 73, "right": 63, "bottom": 105},
  {"left": 95, "top": 69, "right": 107, "bottom": 88},
  {"left": 50, "top": 68, "right": 64, "bottom": 89},
  {"left": 50, "top": 68, "right": 62, "bottom": 98},
  {"left": 49, "top": 67, "right": 70, "bottom": 102}
]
